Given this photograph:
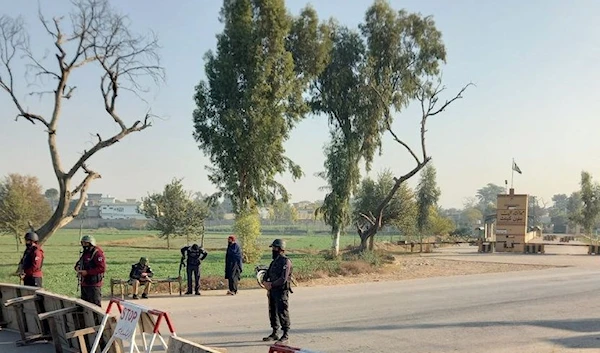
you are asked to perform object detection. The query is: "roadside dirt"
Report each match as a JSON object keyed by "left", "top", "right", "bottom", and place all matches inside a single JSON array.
[{"left": 297, "top": 255, "right": 553, "bottom": 287}]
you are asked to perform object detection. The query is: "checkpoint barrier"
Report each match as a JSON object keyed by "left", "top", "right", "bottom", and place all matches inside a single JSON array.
[
  {"left": 268, "top": 343, "right": 323, "bottom": 353},
  {"left": 524, "top": 244, "right": 545, "bottom": 254},
  {"left": 588, "top": 245, "right": 600, "bottom": 255},
  {"left": 91, "top": 297, "right": 176, "bottom": 353},
  {"left": 166, "top": 336, "right": 228, "bottom": 353},
  {"left": 0, "top": 283, "right": 120, "bottom": 353}
]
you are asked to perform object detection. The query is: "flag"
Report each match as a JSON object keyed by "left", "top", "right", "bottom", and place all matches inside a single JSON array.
[{"left": 512, "top": 161, "right": 522, "bottom": 174}]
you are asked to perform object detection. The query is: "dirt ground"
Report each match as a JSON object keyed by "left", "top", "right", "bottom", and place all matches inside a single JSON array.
[{"left": 298, "top": 255, "right": 552, "bottom": 287}]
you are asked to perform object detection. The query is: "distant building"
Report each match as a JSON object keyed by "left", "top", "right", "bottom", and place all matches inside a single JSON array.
[{"left": 84, "top": 193, "right": 147, "bottom": 220}]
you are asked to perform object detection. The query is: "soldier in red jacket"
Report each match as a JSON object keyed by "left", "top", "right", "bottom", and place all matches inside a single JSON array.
[
  {"left": 74, "top": 235, "right": 106, "bottom": 307},
  {"left": 19, "top": 232, "right": 44, "bottom": 287}
]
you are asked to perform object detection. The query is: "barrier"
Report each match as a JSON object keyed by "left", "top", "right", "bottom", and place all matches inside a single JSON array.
[
  {"left": 268, "top": 343, "right": 323, "bottom": 353},
  {"left": 524, "top": 244, "right": 545, "bottom": 254},
  {"left": 166, "top": 336, "right": 227, "bottom": 353},
  {"left": 588, "top": 245, "right": 600, "bottom": 255},
  {"left": 91, "top": 297, "right": 176, "bottom": 353},
  {"left": 0, "top": 283, "right": 121, "bottom": 353}
]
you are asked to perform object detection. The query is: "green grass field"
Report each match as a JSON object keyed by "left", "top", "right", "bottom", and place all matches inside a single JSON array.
[{"left": 0, "top": 229, "right": 371, "bottom": 298}]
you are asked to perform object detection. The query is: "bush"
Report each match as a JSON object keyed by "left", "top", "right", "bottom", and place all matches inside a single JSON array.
[{"left": 233, "top": 210, "right": 262, "bottom": 263}]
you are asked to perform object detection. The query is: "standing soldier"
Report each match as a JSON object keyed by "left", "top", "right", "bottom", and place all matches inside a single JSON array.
[
  {"left": 180, "top": 243, "right": 208, "bottom": 295},
  {"left": 225, "top": 235, "right": 243, "bottom": 295},
  {"left": 18, "top": 232, "right": 44, "bottom": 287},
  {"left": 261, "top": 239, "right": 293, "bottom": 344},
  {"left": 74, "top": 235, "right": 106, "bottom": 307}
]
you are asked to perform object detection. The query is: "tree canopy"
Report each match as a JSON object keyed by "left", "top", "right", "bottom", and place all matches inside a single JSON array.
[{"left": 0, "top": 174, "right": 52, "bottom": 251}]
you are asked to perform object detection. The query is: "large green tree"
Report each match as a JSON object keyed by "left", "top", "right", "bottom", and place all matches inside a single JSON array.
[
  {"left": 192, "top": 1, "right": 329, "bottom": 262},
  {"left": 575, "top": 171, "right": 600, "bottom": 239},
  {"left": 0, "top": 174, "right": 52, "bottom": 251},
  {"left": 354, "top": 170, "right": 417, "bottom": 242},
  {"left": 0, "top": 0, "right": 164, "bottom": 244},
  {"left": 141, "top": 179, "right": 208, "bottom": 250},
  {"left": 475, "top": 183, "right": 505, "bottom": 216},
  {"left": 416, "top": 164, "right": 441, "bottom": 250},
  {"left": 353, "top": 0, "right": 470, "bottom": 251}
]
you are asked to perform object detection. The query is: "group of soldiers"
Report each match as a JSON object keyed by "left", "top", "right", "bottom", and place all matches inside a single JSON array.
[{"left": 16, "top": 232, "right": 294, "bottom": 344}]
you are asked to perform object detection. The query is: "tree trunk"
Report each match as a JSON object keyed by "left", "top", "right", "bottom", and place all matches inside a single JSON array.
[
  {"left": 332, "top": 228, "right": 341, "bottom": 257},
  {"left": 167, "top": 235, "right": 171, "bottom": 250},
  {"left": 368, "top": 235, "right": 375, "bottom": 251},
  {"left": 15, "top": 233, "right": 19, "bottom": 252},
  {"left": 36, "top": 178, "right": 73, "bottom": 245}
]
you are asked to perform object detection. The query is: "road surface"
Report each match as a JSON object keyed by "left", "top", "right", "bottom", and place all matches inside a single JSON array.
[{"left": 4, "top": 247, "right": 600, "bottom": 353}]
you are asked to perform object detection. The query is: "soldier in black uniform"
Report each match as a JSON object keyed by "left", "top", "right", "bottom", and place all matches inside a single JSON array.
[
  {"left": 261, "top": 239, "right": 293, "bottom": 344},
  {"left": 180, "top": 243, "right": 208, "bottom": 295}
]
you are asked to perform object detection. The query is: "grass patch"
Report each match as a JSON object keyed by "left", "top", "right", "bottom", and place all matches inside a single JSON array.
[{"left": 0, "top": 229, "right": 402, "bottom": 297}]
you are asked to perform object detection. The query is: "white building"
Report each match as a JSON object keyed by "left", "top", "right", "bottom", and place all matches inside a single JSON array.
[{"left": 87, "top": 194, "right": 147, "bottom": 220}]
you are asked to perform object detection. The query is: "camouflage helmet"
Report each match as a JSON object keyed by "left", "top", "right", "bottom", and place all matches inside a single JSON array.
[
  {"left": 269, "top": 239, "right": 286, "bottom": 250},
  {"left": 139, "top": 257, "right": 148, "bottom": 265},
  {"left": 24, "top": 232, "right": 39, "bottom": 242},
  {"left": 80, "top": 235, "right": 96, "bottom": 246}
]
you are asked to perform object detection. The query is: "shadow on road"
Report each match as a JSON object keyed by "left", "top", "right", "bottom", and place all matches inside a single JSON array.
[{"left": 187, "top": 318, "right": 600, "bottom": 350}]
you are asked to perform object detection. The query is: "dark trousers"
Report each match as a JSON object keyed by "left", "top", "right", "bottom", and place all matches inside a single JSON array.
[
  {"left": 23, "top": 276, "right": 42, "bottom": 287},
  {"left": 228, "top": 268, "right": 240, "bottom": 293},
  {"left": 81, "top": 286, "right": 102, "bottom": 307},
  {"left": 268, "top": 289, "right": 290, "bottom": 331},
  {"left": 187, "top": 266, "right": 200, "bottom": 293}
]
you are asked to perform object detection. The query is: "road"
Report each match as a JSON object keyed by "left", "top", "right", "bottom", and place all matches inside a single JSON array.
[{"left": 4, "top": 247, "right": 600, "bottom": 353}]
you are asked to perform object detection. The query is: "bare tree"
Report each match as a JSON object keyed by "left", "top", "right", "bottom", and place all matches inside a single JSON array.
[
  {"left": 0, "top": 0, "right": 164, "bottom": 244},
  {"left": 356, "top": 81, "right": 472, "bottom": 251}
]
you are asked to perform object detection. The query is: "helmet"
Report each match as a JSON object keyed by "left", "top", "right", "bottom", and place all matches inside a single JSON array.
[
  {"left": 80, "top": 235, "right": 96, "bottom": 246},
  {"left": 269, "top": 239, "right": 286, "bottom": 250},
  {"left": 191, "top": 243, "right": 199, "bottom": 250},
  {"left": 139, "top": 257, "right": 148, "bottom": 265},
  {"left": 25, "top": 232, "right": 39, "bottom": 242}
]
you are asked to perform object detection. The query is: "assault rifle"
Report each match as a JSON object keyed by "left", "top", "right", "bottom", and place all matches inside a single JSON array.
[{"left": 76, "top": 250, "right": 83, "bottom": 291}]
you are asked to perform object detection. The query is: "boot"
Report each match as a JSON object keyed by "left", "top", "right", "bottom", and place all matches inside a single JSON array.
[
  {"left": 277, "top": 330, "right": 289, "bottom": 344},
  {"left": 132, "top": 294, "right": 139, "bottom": 300},
  {"left": 141, "top": 293, "right": 148, "bottom": 299},
  {"left": 262, "top": 329, "right": 279, "bottom": 342}
]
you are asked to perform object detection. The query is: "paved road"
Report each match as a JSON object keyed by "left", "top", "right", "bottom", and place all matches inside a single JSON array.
[{"left": 4, "top": 247, "right": 600, "bottom": 353}]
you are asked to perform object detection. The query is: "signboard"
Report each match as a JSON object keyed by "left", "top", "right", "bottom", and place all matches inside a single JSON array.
[
  {"left": 112, "top": 301, "right": 142, "bottom": 342},
  {"left": 497, "top": 209, "right": 527, "bottom": 226}
]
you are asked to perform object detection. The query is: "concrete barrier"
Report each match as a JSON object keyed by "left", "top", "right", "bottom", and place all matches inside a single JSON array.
[
  {"left": 0, "top": 283, "right": 121, "bottom": 353},
  {"left": 167, "top": 336, "right": 227, "bottom": 353}
]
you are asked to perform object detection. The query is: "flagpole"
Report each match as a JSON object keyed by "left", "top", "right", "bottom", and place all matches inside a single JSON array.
[{"left": 511, "top": 158, "right": 514, "bottom": 189}]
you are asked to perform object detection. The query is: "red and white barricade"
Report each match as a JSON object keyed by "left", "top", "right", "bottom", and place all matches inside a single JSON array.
[
  {"left": 269, "top": 343, "right": 324, "bottom": 353},
  {"left": 90, "top": 297, "right": 176, "bottom": 353}
]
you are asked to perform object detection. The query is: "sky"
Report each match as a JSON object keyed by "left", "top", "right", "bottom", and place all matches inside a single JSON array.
[{"left": 1, "top": 0, "right": 600, "bottom": 209}]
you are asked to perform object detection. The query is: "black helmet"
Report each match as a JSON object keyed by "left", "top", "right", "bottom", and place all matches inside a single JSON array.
[
  {"left": 191, "top": 243, "right": 199, "bottom": 250},
  {"left": 25, "top": 232, "right": 39, "bottom": 242},
  {"left": 269, "top": 239, "right": 286, "bottom": 250}
]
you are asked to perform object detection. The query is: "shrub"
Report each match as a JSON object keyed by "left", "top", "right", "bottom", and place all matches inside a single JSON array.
[{"left": 233, "top": 210, "right": 262, "bottom": 263}]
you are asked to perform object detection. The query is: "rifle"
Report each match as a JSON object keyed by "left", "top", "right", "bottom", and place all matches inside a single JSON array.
[{"left": 76, "top": 250, "right": 83, "bottom": 292}]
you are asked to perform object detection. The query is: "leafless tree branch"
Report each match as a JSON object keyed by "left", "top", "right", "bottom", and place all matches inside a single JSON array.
[{"left": 0, "top": 0, "right": 164, "bottom": 244}]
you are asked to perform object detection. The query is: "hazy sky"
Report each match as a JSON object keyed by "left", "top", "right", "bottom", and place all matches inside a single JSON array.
[{"left": 1, "top": 0, "right": 599, "bottom": 209}]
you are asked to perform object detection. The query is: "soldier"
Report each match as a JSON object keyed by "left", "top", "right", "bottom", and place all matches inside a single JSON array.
[
  {"left": 261, "top": 239, "right": 293, "bottom": 344},
  {"left": 180, "top": 243, "right": 208, "bottom": 295},
  {"left": 18, "top": 232, "right": 44, "bottom": 287},
  {"left": 74, "top": 235, "right": 106, "bottom": 307},
  {"left": 129, "top": 257, "right": 154, "bottom": 299}
]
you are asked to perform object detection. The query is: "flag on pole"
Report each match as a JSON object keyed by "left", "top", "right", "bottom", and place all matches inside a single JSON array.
[{"left": 512, "top": 161, "right": 522, "bottom": 174}]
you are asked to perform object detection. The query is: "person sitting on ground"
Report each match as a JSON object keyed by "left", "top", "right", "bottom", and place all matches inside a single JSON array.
[{"left": 129, "top": 257, "right": 154, "bottom": 299}]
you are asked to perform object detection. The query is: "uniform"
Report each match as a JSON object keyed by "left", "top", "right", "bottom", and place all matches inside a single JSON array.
[
  {"left": 20, "top": 232, "right": 44, "bottom": 287},
  {"left": 262, "top": 239, "right": 293, "bottom": 343},
  {"left": 75, "top": 238, "right": 106, "bottom": 307},
  {"left": 181, "top": 244, "right": 208, "bottom": 295},
  {"left": 129, "top": 257, "right": 153, "bottom": 299}
]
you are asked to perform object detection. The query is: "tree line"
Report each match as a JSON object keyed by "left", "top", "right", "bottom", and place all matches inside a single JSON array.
[{"left": 0, "top": 0, "right": 470, "bottom": 261}]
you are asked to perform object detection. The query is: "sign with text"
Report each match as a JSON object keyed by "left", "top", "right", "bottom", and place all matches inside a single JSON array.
[
  {"left": 112, "top": 302, "right": 143, "bottom": 342},
  {"left": 497, "top": 209, "right": 527, "bottom": 226}
]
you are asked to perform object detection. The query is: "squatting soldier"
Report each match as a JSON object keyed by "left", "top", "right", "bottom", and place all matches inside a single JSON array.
[
  {"left": 129, "top": 257, "right": 154, "bottom": 299},
  {"left": 180, "top": 243, "right": 208, "bottom": 295},
  {"left": 18, "top": 232, "right": 45, "bottom": 287},
  {"left": 261, "top": 238, "right": 293, "bottom": 344},
  {"left": 74, "top": 235, "right": 106, "bottom": 307}
]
